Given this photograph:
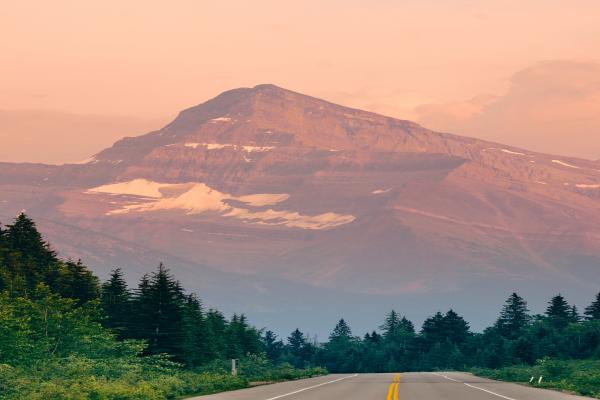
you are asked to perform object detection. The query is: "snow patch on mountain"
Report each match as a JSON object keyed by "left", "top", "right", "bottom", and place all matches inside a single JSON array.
[
  {"left": 86, "top": 180, "right": 352, "bottom": 230},
  {"left": 501, "top": 149, "right": 526, "bottom": 156},
  {"left": 69, "top": 156, "right": 99, "bottom": 165},
  {"left": 183, "top": 143, "right": 274, "bottom": 152},
  {"left": 208, "top": 117, "right": 232, "bottom": 123},
  {"left": 185, "top": 142, "right": 232, "bottom": 150},
  {"left": 225, "top": 208, "right": 356, "bottom": 230},
  {"left": 241, "top": 145, "right": 275, "bottom": 152},
  {"left": 87, "top": 179, "right": 170, "bottom": 198},
  {"left": 372, "top": 188, "right": 392, "bottom": 194},
  {"left": 552, "top": 160, "right": 581, "bottom": 169},
  {"left": 235, "top": 193, "right": 290, "bottom": 206}
]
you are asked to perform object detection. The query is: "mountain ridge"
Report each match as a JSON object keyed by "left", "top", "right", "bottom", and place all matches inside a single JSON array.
[{"left": 1, "top": 84, "right": 599, "bottom": 334}]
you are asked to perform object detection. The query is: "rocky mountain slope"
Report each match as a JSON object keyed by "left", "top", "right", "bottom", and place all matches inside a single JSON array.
[{"left": 2, "top": 84, "right": 599, "bottom": 334}]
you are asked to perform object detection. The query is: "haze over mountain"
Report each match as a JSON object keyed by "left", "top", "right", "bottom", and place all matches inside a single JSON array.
[{"left": 1, "top": 84, "right": 599, "bottom": 336}]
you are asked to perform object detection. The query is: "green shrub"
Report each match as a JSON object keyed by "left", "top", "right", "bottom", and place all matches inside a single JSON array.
[{"left": 472, "top": 359, "right": 600, "bottom": 399}]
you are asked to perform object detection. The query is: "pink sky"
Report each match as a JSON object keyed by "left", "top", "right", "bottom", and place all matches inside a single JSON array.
[{"left": 1, "top": 1, "right": 599, "bottom": 163}]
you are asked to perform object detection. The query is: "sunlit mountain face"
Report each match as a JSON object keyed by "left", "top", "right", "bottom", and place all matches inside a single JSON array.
[{"left": 2, "top": 84, "right": 599, "bottom": 336}]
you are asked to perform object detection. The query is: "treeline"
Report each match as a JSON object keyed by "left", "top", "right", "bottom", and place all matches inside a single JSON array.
[
  {"left": 0, "top": 213, "right": 304, "bottom": 368},
  {"left": 277, "top": 293, "right": 600, "bottom": 373},
  {"left": 2, "top": 213, "right": 600, "bottom": 381},
  {"left": 0, "top": 214, "right": 323, "bottom": 399}
]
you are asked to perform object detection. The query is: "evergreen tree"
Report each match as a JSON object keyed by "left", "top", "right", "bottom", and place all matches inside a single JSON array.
[
  {"left": 443, "top": 309, "right": 471, "bottom": 344},
  {"left": 226, "top": 314, "right": 243, "bottom": 358},
  {"left": 329, "top": 319, "right": 353, "bottom": 342},
  {"left": 287, "top": 328, "right": 308, "bottom": 367},
  {"left": 240, "top": 315, "right": 262, "bottom": 355},
  {"left": 569, "top": 305, "right": 581, "bottom": 323},
  {"left": 263, "top": 330, "right": 284, "bottom": 361},
  {"left": 4, "top": 213, "right": 59, "bottom": 295},
  {"left": 181, "top": 293, "right": 209, "bottom": 366},
  {"left": 584, "top": 292, "right": 600, "bottom": 320},
  {"left": 546, "top": 294, "right": 572, "bottom": 329},
  {"left": 56, "top": 259, "right": 99, "bottom": 304},
  {"left": 288, "top": 328, "right": 307, "bottom": 355},
  {"left": 5, "top": 213, "right": 57, "bottom": 267},
  {"left": 0, "top": 223, "right": 9, "bottom": 292},
  {"left": 380, "top": 310, "right": 401, "bottom": 337},
  {"left": 421, "top": 312, "right": 446, "bottom": 344},
  {"left": 324, "top": 319, "right": 358, "bottom": 372},
  {"left": 399, "top": 317, "right": 415, "bottom": 334},
  {"left": 225, "top": 313, "right": 261, "bottom": 359},
  {"left": 133, "top": 263, "right": 188, "bottom": 360},
  {"left": 205, "top": 309, "right": 228, "bottom": 359},
  {"left": 100, "top": 268, "right": 132, "bottom": 338},
  {"left": 364, "top": 331, "right": 381, "bottom": 343},
  {"left": 495, "top": 293, "right": 531, "bottom": 339}
]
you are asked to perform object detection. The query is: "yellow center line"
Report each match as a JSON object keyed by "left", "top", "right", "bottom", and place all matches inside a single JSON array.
[
  {"left": 386, "top": 383, "right": 394, "bottom": 400},
  {"left": 387, "top": 374, "right": 400, "bottom": 400}
]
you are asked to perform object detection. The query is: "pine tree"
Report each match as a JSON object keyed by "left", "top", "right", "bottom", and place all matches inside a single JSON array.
[
  {"left": 546, "top": 294, "right": 571, "bottom": 329},
  {"left": 584, "top": 292, "right": 600, "bottom": 320},
  {"left": 569, "top": 305, "right": 581, "bottom": 323},
  {"left": 288, "top": 328, "right": 307, "bottom": 355},
  {"left": 5, "top": 213, "right": 57, "bottom": 266},
  {"left": 421, "top": 311, "right": 446, "bottom": 344},
  {"left": 56, "top": 260, "right": 99, "bottom": 304},
  {"left": 133, "top": 263, "right": 187, "bottom": 360},
  {"left": 495, "top": 293, "right": 531, "bottom": 338},
  {"left": 380, "top": 310, "right": 401, "bottom": 338},
  {"left": 399, "top": 316, "right": 415, "bottom": 334},
  {"left": 226, "top": 314, "right": 261, "bottom": 359},
  {"left": 263, "top": 330, "right": 284, "bottom": 361},
  {"left": 324, "top": 319, "right": 358, "bottom": 372},
  {"left": 287, "top": 328, "right": 308, "bottom": 367},
  {"left": 421, "top": 310, "right": 470, "bottom": 346},
  {"left": 205, "top": 309, "right": 227, "bottom": 359},
  {"left": 238, "top": 314, "right": 262, "bottom": 356},
  {"left": 4, "top": 213, "right": 59, "bottom": 295},
  {"left": 329, "top": 319, "right": 353, "bottom": 342},
  {"left": 0, "top": 223, "right": 8, "bottom": 292},
  {"left": 181, "top": 293, "right": 209, "bottom": 366},
  {"left": 443, "top": 309, "right": 470, "bottom": 344},
  {"left": 100, "top": 268, "right": 132, "bottom": 338},
  {"left": 364, "top": 331, "right": 381, "bottom": 343}
]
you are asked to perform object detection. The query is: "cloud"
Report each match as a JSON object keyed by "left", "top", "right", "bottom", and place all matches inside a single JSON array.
[{"left": 415, "top": 60, "right": 600, "bottom": 160}]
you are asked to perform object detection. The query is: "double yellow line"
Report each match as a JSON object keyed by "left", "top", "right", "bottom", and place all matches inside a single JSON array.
[{"left": 386, "top": 373, "right": 400, "bottom": 400}]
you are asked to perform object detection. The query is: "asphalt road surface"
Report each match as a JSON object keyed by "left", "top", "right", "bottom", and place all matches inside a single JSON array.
[{"left": 189, "top": 372, "right": 595, "bottom": 400}]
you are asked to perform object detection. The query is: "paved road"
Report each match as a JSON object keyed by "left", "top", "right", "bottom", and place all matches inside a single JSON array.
[{"left": 189, "top": 372, "right": 594, "bottom": 400}]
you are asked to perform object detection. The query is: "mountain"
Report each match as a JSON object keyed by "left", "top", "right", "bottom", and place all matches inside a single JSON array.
[{"left": 2, "top": 84, "right": 600, "bottom": 336}]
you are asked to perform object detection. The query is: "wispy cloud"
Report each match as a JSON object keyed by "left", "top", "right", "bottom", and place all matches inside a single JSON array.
[{"left": 415, "top": 60, "right": 600, "bottom": 160}]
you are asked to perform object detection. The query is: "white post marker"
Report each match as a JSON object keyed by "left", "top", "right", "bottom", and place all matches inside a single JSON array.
[
  {"left": 231, "top": 359, "right": 238, "bottom": 376},
  {"left": 529, "top": 376, "right": 534, "bottom": 383},
  {"left": 538, "top": 376, "right": 543, "bottom": 384}
]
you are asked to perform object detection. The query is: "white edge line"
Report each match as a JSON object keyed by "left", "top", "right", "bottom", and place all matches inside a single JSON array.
[
  {"left": 433, "top": 373, "right": 517, "bottom": 400},
  {"left": 263, "top": 374, "right": 358, "bottom": 400},
  {"left": 464, "top": 383, "right": 517, "bottom": 400},
  {"left": 431, "top": 372, "right": 460, "bottom": 382}
]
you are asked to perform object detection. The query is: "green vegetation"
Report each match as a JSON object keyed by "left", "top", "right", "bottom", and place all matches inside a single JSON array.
[
  {"left": 473, "top": 359, "right": 600, "bottom": 398},
  {"left": 1, "top": 213, "right": 599, "bottom": 398},
  {"left": 0, "top": 214, "right": 324, "bottom": 399},
  {"left": 278, "top": 288, "right": 600, "bottom": 377}
]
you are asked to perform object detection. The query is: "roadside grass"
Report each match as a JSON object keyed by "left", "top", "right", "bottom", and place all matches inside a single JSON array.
[
  {"left": 0, "top": 355, "right": 327, "bottom": 400},
  {"left": 471, "top": 358, "right": 600, "bottom": 399}
]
